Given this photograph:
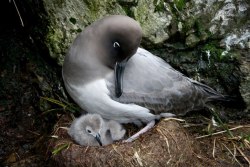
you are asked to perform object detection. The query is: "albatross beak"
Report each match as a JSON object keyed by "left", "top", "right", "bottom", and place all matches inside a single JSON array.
[
  {"left": 114, "top": 59, "right": 128, "bottom": 98},
  {"left": 95, "top": 133, "right": 102, "bottom": 146}
]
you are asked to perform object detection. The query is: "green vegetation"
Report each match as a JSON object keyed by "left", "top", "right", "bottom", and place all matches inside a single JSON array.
[
  {"left": 173, "top": 0, "right": 186, "bottom": 11},
  {"left": 40, "top": 96, "right": 81, "bottom": 115},
  {"left": 153, "top": 0, "right": 165, "bottom": 12},
  {"left": 52, "top": 143, "right": 71, "bottom": 155},
  {"left": 201, "top": 42, "right": 240, "bottom": 63},
  {"left": 209, "top": 108, "right": 234, "bottom": 137},
  {"left": 202, "top": 42, "right": 225, "bottom": 61}
]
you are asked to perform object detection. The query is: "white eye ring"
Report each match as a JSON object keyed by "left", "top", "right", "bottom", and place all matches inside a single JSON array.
[
  {"left": 113, "top": 42, "right": 120, "bottom": 48},
  {"left": 86, "top": 127, "right": 92, "bottom": 134}
]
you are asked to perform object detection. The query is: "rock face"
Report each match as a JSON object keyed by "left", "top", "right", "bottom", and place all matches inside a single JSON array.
[
  {"left": 42, "top": 0, "right": 126, "bottom": 65},
  {"left": 239, "top": 52, "right": 250, "bottom": 114},
  {"left": 27, "top": 0, "right": 249, "bottom": 112}
]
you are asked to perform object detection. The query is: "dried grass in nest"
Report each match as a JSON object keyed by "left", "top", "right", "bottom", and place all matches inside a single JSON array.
[
  {"left": 48, "top": 114, "right": 218, "bottom": 167},
  {"left": 197, "top": 127, "right": 250, "bottom": 166}
]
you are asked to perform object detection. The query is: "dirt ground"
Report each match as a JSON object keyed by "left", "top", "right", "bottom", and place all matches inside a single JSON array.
[
  {"left": 0, "top": 6, "right": 61, "bottom": 165},
  {"left": 0, "top": 30, "right": 57, "bottom": 166}
]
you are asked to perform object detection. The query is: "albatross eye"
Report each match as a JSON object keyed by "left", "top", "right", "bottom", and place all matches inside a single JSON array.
[
  {"left": 113, "top": 42, "right": 120, "bottom": 48},
  {"left": 87, "top": 129, "right": 92, "bottom": 133}
]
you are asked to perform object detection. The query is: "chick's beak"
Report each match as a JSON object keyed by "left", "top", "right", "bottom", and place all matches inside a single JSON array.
[{"left": 95, "top": 133, "right": 102, "bottom": 146}]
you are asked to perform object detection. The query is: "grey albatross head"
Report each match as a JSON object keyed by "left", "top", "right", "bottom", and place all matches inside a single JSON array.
[{"left": 63, "top": 15, "right": 142, "bottom": 97}]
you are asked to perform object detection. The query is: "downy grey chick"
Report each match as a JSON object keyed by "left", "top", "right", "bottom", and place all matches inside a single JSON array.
[{"left": 68, "top": 113, "right": 126, "bottom": 146}]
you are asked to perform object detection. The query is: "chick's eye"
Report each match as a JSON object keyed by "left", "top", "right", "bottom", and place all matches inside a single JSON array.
[
  {"left": 113, "top": 42, "right": 120, "bottom": 48},
  {"left": 86, "top": 129, "right": 92, "bottom": 133}
]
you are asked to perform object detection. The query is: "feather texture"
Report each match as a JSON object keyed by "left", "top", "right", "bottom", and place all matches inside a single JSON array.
[{"left": 106, "top": 48, "right": 224, "bottom": 115}]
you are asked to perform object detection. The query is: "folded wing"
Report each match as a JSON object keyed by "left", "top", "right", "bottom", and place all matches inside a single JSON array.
[{"left": 106, "top": 48, "right": 224, "bottom": 115}]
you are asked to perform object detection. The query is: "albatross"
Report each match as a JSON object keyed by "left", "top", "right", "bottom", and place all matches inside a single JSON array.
[{"left": 63, "top": 15, "right": 227, "bottom": 141}]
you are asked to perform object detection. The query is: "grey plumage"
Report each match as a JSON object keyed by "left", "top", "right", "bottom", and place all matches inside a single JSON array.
[
  {"left": 68, "top": 114, "right": 126, "bottom": 146},
  {"left": 62, "top": 15, "right": 227, "bottom": 127},
  {"left": 106, "top": 48, "right": 224, "bottom": 116}
]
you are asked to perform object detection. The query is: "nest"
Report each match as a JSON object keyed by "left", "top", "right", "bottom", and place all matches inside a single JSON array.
[{"left": 48, "top": 114, "right": 218, "bottom": 167}]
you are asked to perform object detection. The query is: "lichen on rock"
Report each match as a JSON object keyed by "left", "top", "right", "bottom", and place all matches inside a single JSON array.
[
  {"left": 43, "top": 0, "right": 126, "bottom": 65},
  {"left": 131, "top": 0, "right": 172, "bottom": 46}
]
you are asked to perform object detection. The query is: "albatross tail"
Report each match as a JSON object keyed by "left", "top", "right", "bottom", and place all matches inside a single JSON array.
[{"left": 191, "top": 79, "right": 233, "bottom": 102}]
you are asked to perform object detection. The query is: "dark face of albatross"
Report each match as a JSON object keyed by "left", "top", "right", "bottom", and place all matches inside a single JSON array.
[
  {"left": 101, "top": 16, "right": 142, "bottom": 97},
  {"left": 63, "top": 15, "right": 142, "bottom": 98}
]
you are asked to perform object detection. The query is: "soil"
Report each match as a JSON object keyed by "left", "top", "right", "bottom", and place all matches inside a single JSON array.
[
  {"left": 0, "top": 3, "right": 61, "bottom": 165},
  {"left": 0, "top": 32, "right": 57, "bottom": 166}
]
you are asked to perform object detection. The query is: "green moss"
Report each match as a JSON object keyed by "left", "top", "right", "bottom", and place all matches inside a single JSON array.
[
  {"left": 182, "top": 17, "right": 195, "bottom": 34},
  {"left": 173, "top": 0, "right": 186, "bottom": 11},
  {"left": 46, "top": 27, "right": 65, "bottom": 63},
  {"left": 81, "top": 0, "right": 126, "bottom": 22},
  {"left": 121, "top": 4, "right": 134, "bottom": 17},
  {"left": 194, "top": 19, "right": 205, "bottom": 36},
  {"left": 83, "top": 0, "right": 99, "bottom": 13},
  {"left": 203, "top": 43, "right": 222, "bottom": 53},
  {"left": 83, "top": 0, "right": 101, "bottom": 19},
  {"left": 199, "top": 43, "right": 230, "bottom": 70},
  {"left": 153, "top": 0, "right": 165, "bottom": 12},
  {"left": 205, "top": 48, "right": 225, "bottom": 62},
  {"left": 167, "top": 0, "right": 186, "bottom": 17},
  {"left": 202, "top": 43, "right": 226, "bottom": 62}
]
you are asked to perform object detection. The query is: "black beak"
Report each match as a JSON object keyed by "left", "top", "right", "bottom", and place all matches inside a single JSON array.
[
  {"left": 114, "top": 59, "right": 128, "bottom": 98},
  {"left": 95, "top": 133, "right": 102, "bottom": 146}
]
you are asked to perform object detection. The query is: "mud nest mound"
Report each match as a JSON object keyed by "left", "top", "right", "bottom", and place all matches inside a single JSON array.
[
  {"left": 48, "top": 115, "right": 219, "bottom": 167},
  {"left": 50, "top": 115, "right": 225, "bottom": 167}
]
